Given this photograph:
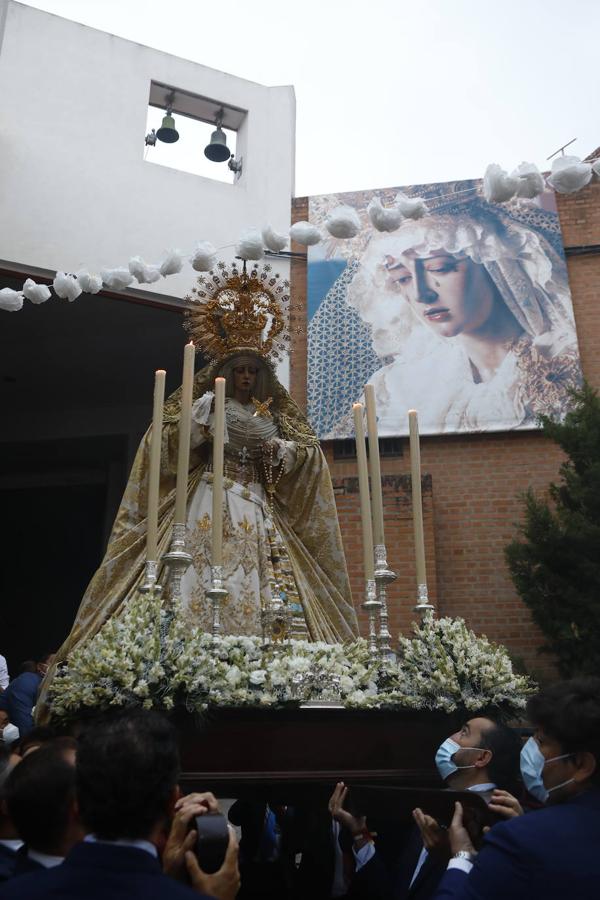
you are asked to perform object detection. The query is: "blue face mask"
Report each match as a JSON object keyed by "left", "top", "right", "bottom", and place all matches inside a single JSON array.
[
  {"left": 520, "top": 736, "right": 574, "bottom": 803},
  {"left": 435, "top": 737, "right": 486, "bottom": 782}
]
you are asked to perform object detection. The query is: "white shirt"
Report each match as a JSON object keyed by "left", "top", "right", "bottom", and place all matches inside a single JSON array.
[
  {"left": 353, "top": 782, "right": 497, "bottom": 879},
  {"left": 28, "top": 849, "right": 64, "bottom": 868},
  {"left": 0, "top": 839, "right": 23, "bottom": 852},
  {"left": 0, "top": 655, "right": 9, "bottom": 690}
]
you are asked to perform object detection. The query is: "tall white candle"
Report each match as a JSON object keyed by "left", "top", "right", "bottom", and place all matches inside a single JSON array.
[
  {"left": 353, "top": 403, "right": 375, "bottom": 582},
  {"left": 174, "top": 342, "right": 195, "bottom": 526},
  {"left": 146, "top": 369, "right": 166, "bottom": 562},
  {"left": 364, "top": 384, "right": 385, "bottom": 548},
  {"left": 408, "top": 409, "right": 427, "bottom": 587},
  {"left": 211, "top": 377, "right": 226, "bottom": 568}
]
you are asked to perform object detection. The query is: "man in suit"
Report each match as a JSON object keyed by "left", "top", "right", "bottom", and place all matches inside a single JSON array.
[
  {"left": 433, "top": 678, "right": 600, "bottom": 899},
  {"left": 330, "top": 716, "right": 521, "bottom": 900},
  {"left": 3, "top": 738, "right": 82, "bottom": 876},
  {"left": 0, "top": 653, "right": 54, "bottom": 737},
  {"left": 0, "top": 708, "right": 240, "bottom": 899}
]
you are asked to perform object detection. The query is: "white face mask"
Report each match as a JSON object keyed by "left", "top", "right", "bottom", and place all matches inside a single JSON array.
[
  {"left": 520, "top": 736, "right": 575, "bottom": 802},
  {"left": 2, "top": 723, "right": 20, "bottom": 745},
  {"left": 435, "top": 737, "right": 487, "bottom": 781}
]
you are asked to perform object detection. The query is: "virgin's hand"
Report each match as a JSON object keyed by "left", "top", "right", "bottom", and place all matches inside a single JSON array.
[
  {"left": 448, "top": 802, "right": 476, "bottom": 856},
  {"left": 413, "top": 808, "right": 449, "bottom": 858},
  {"left": 488, "top": 790, "right": 523, "bottom": 819},
  {"left": 185, "top": 826, "right": 240, "bottom": 900},
  {"left": 328, "top": 782, "right": 365, "bottom": 835}
]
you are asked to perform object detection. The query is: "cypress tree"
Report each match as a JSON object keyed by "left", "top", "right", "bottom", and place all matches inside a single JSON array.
[{"left": 505, "top": 383, "right": 600, "bottom": 676}]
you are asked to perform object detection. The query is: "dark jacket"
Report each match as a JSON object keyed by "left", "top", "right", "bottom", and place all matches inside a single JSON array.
[
  {"left": 0, "top": 673, "right": 41, "bottom": 736},
  {"left": 0, "top": 845, "right": 19, "bottom": 883},
  {"left": 0, "top": 840, "right": 214, "bottom": 899},
  {"left": 432, "top": 788, "right": 600, "bottom": 900}
]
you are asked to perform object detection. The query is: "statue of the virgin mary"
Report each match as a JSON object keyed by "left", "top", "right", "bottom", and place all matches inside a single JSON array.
[{"left": 40, "top": 262, "right": 358, "bottom": 713}]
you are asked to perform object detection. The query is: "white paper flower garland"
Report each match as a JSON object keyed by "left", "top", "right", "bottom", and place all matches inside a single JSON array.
[{"left": 2, "top": 150, "right": 599, "bottom": 312}]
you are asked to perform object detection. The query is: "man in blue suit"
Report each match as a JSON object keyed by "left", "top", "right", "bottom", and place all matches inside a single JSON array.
[
  {"left": 0, "top": 653, "right": 54, "bottom": 737},
  {"left": 0, "top": 708, "right": 240, "bottom": 899},
  {"left": 431, "top": 677, "right": 600, "bottom": 900}
]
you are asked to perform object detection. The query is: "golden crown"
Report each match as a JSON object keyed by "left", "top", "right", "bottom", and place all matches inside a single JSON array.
[{"left": 184, "top": 260, "right": 291, "bottom": 362}]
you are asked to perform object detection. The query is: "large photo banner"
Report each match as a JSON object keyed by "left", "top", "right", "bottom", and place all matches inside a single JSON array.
[{"left": 307, "top": 179, "right": 582, "bottom": 439}]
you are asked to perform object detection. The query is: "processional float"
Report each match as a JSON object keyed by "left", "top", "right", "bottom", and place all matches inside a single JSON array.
[{"left": 138, "top": 262, "right": 434, "bottom": 662}]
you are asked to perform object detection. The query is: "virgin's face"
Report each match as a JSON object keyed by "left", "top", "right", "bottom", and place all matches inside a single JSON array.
[
  {"left": 385, "top": 251, "right": 496, "bottom": 338},
  {"left": 233, "top": 364, "right": 258, "bottom": 394}
]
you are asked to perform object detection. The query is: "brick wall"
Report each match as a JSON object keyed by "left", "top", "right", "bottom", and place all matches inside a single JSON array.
[{"left": 291, "top": 182, "right": 600, "bottom": 677}]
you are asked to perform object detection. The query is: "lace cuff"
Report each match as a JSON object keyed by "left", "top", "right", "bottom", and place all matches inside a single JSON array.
[
  {"left": 190, "top": 392, "right": 230, "bottom": 446},
  {"left": 271, "top": 438, "right": 297, "bottom": 473}
]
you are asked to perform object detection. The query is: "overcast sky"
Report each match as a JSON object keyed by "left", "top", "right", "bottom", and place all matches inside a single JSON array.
[{"left": 20, "top": 0, "right": 600, "bottom": 197}]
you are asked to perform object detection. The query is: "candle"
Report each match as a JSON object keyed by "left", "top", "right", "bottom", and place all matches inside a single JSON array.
[
  {"left": 353, "top": 403, "right": 375, "bottom": 581},
  {"left": 211, "top": 377, "right": 226, "bottom": 567},
  {"left": 364, "top": 384, "right": 385, "bottom": 548},
  {"left": 146, "top": 369, "right": 166, "bottom": 562},
  {"left": 174, "top": 341, "right": 195, "bottom": 525},
  {"left": 408, "top": 409, "right": 427, "bottom": 587}
]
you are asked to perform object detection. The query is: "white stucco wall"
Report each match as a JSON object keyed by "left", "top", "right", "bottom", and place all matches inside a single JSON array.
[{"left": 0, "top": 1, "right": 295, "bottom": 301}]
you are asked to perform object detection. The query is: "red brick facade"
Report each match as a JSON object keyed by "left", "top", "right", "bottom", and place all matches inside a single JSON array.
[{"left": 290, "top": 180, "right": 600, "bottom": 678}]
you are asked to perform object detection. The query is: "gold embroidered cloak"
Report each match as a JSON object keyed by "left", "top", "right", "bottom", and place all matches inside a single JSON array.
[{"left": 37, "top": 356, "right": 358, "bottom": 721}]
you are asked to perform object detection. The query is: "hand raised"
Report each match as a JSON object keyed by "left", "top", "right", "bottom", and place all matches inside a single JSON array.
[
  {"left": 488, "top": 790, "right": 523, "bottom": 819},
  {"left": 185, "top": 825, "right": 240, "bottom": 900},
  {"left": 328, "top": 782, "right": 366, "bottom": 836},
  {"left": 412, "top": 808, "right": 450, "bottom": 859},
  {"left": 448, "top": 802, "right": 477, "bottom": 856},
  {"left": 163, "top": 794, "right": 220, "bottom": 881}
]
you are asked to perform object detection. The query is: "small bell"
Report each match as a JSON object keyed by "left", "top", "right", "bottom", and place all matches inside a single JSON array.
[
  {"left": 156, "top": 110, "right": 179, "bottom": 144},
  {"left": 204, "top": 125, "right": 230, "bottom": 163}
]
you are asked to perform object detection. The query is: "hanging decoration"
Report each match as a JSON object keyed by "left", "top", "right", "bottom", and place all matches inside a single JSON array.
[
  {"left": 546, "top": 155, "right": 593, "bottom": 194},
  {"left": 2, "top": 148, "right": 599, "bottom": 313}
]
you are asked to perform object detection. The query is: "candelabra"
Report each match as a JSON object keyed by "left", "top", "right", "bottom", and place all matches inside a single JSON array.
[
  {"left": 206, "top": 565, "right": 228, "bottom": 639},
  {"left": 414, "top": 582, "right": 434, "bottom": 619},
  {"left": 138, "top": 559, "right": 163, "bottom": 595},
  {"left": 374, "top": 544, "right": 396, "bottom": 659},
  {"left": 362, "top": 578, "right": 382, "bottom": 665},
  {"left": 162, "top": 522, "right": 192, "bottom": 609}
]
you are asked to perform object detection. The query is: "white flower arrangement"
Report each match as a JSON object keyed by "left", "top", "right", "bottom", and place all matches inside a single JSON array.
[
  {"left": 47, "top": 595, "right": 533, "bottom": 722},
  {"left": 395, "top": 612, "right": 534, "bottom": 714}
]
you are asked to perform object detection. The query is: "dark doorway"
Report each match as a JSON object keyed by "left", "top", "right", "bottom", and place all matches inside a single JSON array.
[{"left": 0, "top": 273, "right": 197, "bottom": 674}]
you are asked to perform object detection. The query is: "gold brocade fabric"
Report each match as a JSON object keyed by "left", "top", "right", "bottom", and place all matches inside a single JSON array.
[{"left": 37, "top": 354, "right": 358, "bottom": 722}]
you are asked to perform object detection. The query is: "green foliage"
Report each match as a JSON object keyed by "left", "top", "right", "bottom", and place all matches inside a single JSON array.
[{"left": 506, "top": 383, "right": 600, "bottom": 676}]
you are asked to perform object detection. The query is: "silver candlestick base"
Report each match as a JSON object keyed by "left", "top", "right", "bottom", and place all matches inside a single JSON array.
[
  {"left": 206, "top": 565, "right": 228, "bottom": 639},
  {"left": 374, "top": 544, "right": 396, "bottom": 660},
  {"left": 414, "top": 582, "right": 434, "bottom": 618},
  {"left": 138, "top": 559, "right": 163, "bottom": 595},
  {"left": 362, "top": 578, "right": 382, "bottom": 664},
  {"left": 162, "top": 522, "right": 192, "bottom": 608}
]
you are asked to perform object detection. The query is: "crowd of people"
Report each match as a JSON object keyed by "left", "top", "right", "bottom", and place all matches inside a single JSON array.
[{"left": 0, "top": 651, "right": 598, "bottom": 899}]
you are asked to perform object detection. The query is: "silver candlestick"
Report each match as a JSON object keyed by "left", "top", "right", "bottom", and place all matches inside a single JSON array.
[
  {"left": 362, "top": 578, "right": 382, "bottom": 664},
  {"left": 162, "top": 522, "right": 192, "bottom": 608},
  {"left": 414, "top": 582, "right": 434, "bottom": 618},
  {"left": 138, "top": 559, "right": 163, "bottom": 595},
  {"left": 374, "top": 543, "right": 396, "bottom": 659},
  {"left": 206, "top": 565, "right": 228, "bottom": 639}
]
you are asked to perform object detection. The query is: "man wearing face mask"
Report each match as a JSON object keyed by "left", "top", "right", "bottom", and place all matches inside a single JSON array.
[
  {"left": 0, "top": 654, "right": 54, "bottom": 738},
  {"left": 432, "top": 678, "right": 600, "bottom": 900},
  {"left": 329, "top": 717, "right": 521, "bottom": 900}
]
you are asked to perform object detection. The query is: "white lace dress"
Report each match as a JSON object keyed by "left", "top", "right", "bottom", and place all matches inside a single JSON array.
[{"left": 179, "top": 396, "right": 305, "bottom": 636}]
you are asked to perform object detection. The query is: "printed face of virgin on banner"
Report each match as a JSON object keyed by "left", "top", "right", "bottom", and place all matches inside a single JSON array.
[{"left": 306, "top": 179, "right": 582, "bottom": 439}]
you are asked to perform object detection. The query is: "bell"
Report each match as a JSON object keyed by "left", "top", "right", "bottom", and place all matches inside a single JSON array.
[
  {"left": 204, "top": 125, "right": 231, "bottom": 163},
  {"left": 156, "top": 112, "right": 179, "bottom": 144}
]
